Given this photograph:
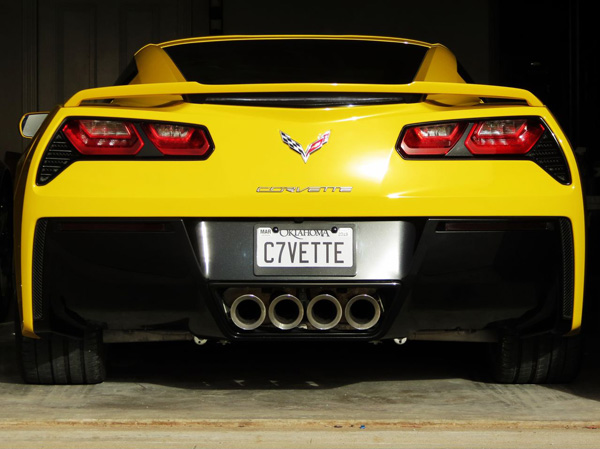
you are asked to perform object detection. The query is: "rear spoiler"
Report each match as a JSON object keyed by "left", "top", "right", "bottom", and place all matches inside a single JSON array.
[{"left": 64, "top": 81, "right": 543, "bottom": 108}]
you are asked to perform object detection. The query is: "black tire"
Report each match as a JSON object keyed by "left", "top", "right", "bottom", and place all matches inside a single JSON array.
[
  {"left": 487, "top": 333, "right": 582, "bottom": 384},
  {"left": 16, "top": 330, "right": 106, "bottom": 384}
]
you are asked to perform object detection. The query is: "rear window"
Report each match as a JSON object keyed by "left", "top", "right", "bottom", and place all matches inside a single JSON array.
[{"left": 163, "top": 39, "right": 428, "bottom": 85}]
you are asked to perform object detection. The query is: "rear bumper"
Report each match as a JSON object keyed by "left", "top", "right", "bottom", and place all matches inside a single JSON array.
[{"left": 29, "top": 217, "right": 575, "bottom": 341}]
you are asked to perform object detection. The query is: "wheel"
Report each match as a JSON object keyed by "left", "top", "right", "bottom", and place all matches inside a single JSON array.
[
  {"left": 487, "top": 333, "right": 582, "bottom": 384},
  {"left": 16, "top": 330, "right": 106, "bottom": 384}
]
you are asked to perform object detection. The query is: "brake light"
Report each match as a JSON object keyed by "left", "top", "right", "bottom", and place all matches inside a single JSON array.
[
  {"left": 143, "top": 123, "right": 211, "bottom": 156},
  {"left": 465, "top": 119, "right": 544, "bottom": 155},
  {"left": 63, "top": 119, "right": 143, "bottom": 155},
  {"left": 400, "top": 122, "right": 466, "bottom": 156}
]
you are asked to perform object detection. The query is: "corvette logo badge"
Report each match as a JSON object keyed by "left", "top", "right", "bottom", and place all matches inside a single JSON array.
[{"left": 280, "top": 130, "right": 330, "bottom": 163}]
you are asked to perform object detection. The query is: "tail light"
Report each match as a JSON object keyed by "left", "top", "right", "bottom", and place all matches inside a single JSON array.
[
  {"left": 142, "top": 123, "right": 211, "bottom": 156},
  {"left": 37, "top": 118, "right": 215, "bottom": 185},
  {"left": 400, "top": 122, "right": 466, "bottom": 156},
  {"left": 63, "top": 119, "right": 143, "bottom": 155},
  {"left": 397, "top": 117, "right": 570, "bottom": 184},
  {"left": 399, "top": 118, "right": 545, "bottom": 157},
  {"left": 465, "top": 119, "right": 545, "bottom": 155}
]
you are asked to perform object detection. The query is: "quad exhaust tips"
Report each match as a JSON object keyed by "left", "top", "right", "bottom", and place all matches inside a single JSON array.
[
  {"left": 230, "top": 292, "right": 381, "bottom": 331},
  {"left": 231, "top": 294, "right": 266, "bottom": 330},
  {"left": 307, "top": 294, "right": 343, "bottom": 330},
  {"left": 344, "top": 294, "right": 381, "bottom": 330},
  {"left": 268, "top": 294, "right": 304, "bottom": 330}
]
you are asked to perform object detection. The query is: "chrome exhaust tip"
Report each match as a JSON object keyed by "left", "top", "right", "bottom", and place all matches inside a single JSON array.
[
  {"left": 345, "top": 294, "right": 381, "bottom": 330},
  {"left": 230, "top": 294, "right": 266, "bottom": 330},
  {"left": 268, "top": 294, "right": 304, "bottom": 330},
  {"left": 307, "top": 294, "right": 342, "bottom": 330}
]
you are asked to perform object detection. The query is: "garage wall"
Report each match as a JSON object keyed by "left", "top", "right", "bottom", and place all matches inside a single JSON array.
[
  {"left": 36, "top": 0, "right": 205, "bottom": 110},
  {"left": 0, "top": 1, "right": 26, "bottom": 167}
]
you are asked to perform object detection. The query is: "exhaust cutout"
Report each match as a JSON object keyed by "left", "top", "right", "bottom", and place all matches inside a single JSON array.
[
  {"left": 345, "top": 294, "right": 381, "bottom": 330},
  {"left": 230, "top": 294, "right": 266, "bottom": 330},
  {"left": 307, "top": 294, "right": 342, "bottom": 330},
  {"left": 268, "top": 294, "right": 304, "bottom": 330}
]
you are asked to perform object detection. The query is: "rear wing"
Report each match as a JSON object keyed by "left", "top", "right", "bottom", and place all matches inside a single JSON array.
[{"left": 64, "top": 81, "right": 544, "bottom": 108}]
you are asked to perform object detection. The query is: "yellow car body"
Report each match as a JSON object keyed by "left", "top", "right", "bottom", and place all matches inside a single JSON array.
[{"left": 14, "top": 35, "right": 585, "bottom": 384}]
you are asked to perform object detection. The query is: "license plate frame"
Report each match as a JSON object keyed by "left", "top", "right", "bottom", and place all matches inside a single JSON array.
[{"left": 254, "top": 223, "right": 356, "bottom": 276}]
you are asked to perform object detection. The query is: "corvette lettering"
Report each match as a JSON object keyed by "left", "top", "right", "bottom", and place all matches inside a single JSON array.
[{"left": 257, "top": 186, "right": 352, "bottom": 193}]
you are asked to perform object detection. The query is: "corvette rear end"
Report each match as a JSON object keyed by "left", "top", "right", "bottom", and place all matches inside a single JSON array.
[{"left": 14, "top": 36, "right": 584, "bottom": 384}]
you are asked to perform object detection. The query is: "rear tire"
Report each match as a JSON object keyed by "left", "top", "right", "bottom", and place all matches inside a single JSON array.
[
  {"left": 488, "top": 333, "right": 582, "bottom": 384},
  {"left": 17, "top": 330, "right": 106, "bottom": 384}
]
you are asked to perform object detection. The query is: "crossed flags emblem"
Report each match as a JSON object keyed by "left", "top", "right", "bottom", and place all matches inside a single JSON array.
[{"left": 280, "top": 130, "right": 331, "bottom": 163}]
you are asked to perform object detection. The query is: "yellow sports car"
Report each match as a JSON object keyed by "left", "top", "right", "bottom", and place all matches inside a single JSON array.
[{"left": 13, "top": 35, "right": 584, "bottom": 384}]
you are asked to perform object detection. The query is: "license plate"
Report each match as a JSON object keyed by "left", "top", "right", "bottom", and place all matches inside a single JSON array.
[{"left": 254, "top": 224, "right": 355, "bottom": 275}]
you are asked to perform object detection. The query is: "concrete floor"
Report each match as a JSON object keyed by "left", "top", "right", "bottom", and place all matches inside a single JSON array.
[{"left": 1, "top": 322, "right": 600, "bottom": 448}]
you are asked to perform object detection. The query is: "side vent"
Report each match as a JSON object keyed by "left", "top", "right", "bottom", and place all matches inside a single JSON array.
[
  {"left": 527, "top": 131, "right": 571, "bottom": 184},
  {"left": 37, "top": 133, "right": 79, "bottom": 186},
  {"left": 559, "top": 218, "right": 574, "bottom": 320},
  {"left": 32, "top": 219, "right": 48, "bottom": 320}
]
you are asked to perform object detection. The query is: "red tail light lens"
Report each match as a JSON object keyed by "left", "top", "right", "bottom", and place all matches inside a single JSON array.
[
  {"left": 143, "top": 123, "right": 211, "bottom": 156},
  {"left": 63, "top": 119, "right": 143, "bottom": 155},
  {"left": 400, "top": 122, "right": 466, "bottom": 156},
  {"left": 465, "top": 119, "right": 545, "bottom": 155}
]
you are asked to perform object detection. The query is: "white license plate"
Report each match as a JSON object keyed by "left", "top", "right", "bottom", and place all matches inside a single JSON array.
[{"left": 255, "top": 226, "right": 354, "bottom": 268}]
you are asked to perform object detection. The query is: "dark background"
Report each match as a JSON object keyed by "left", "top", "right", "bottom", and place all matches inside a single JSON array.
[
  {"left": 0, "top": 0, "right": 596, "bottom": 166},
  {"left": 1, "top": 0, "right": 598, "bottom": 325}
]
